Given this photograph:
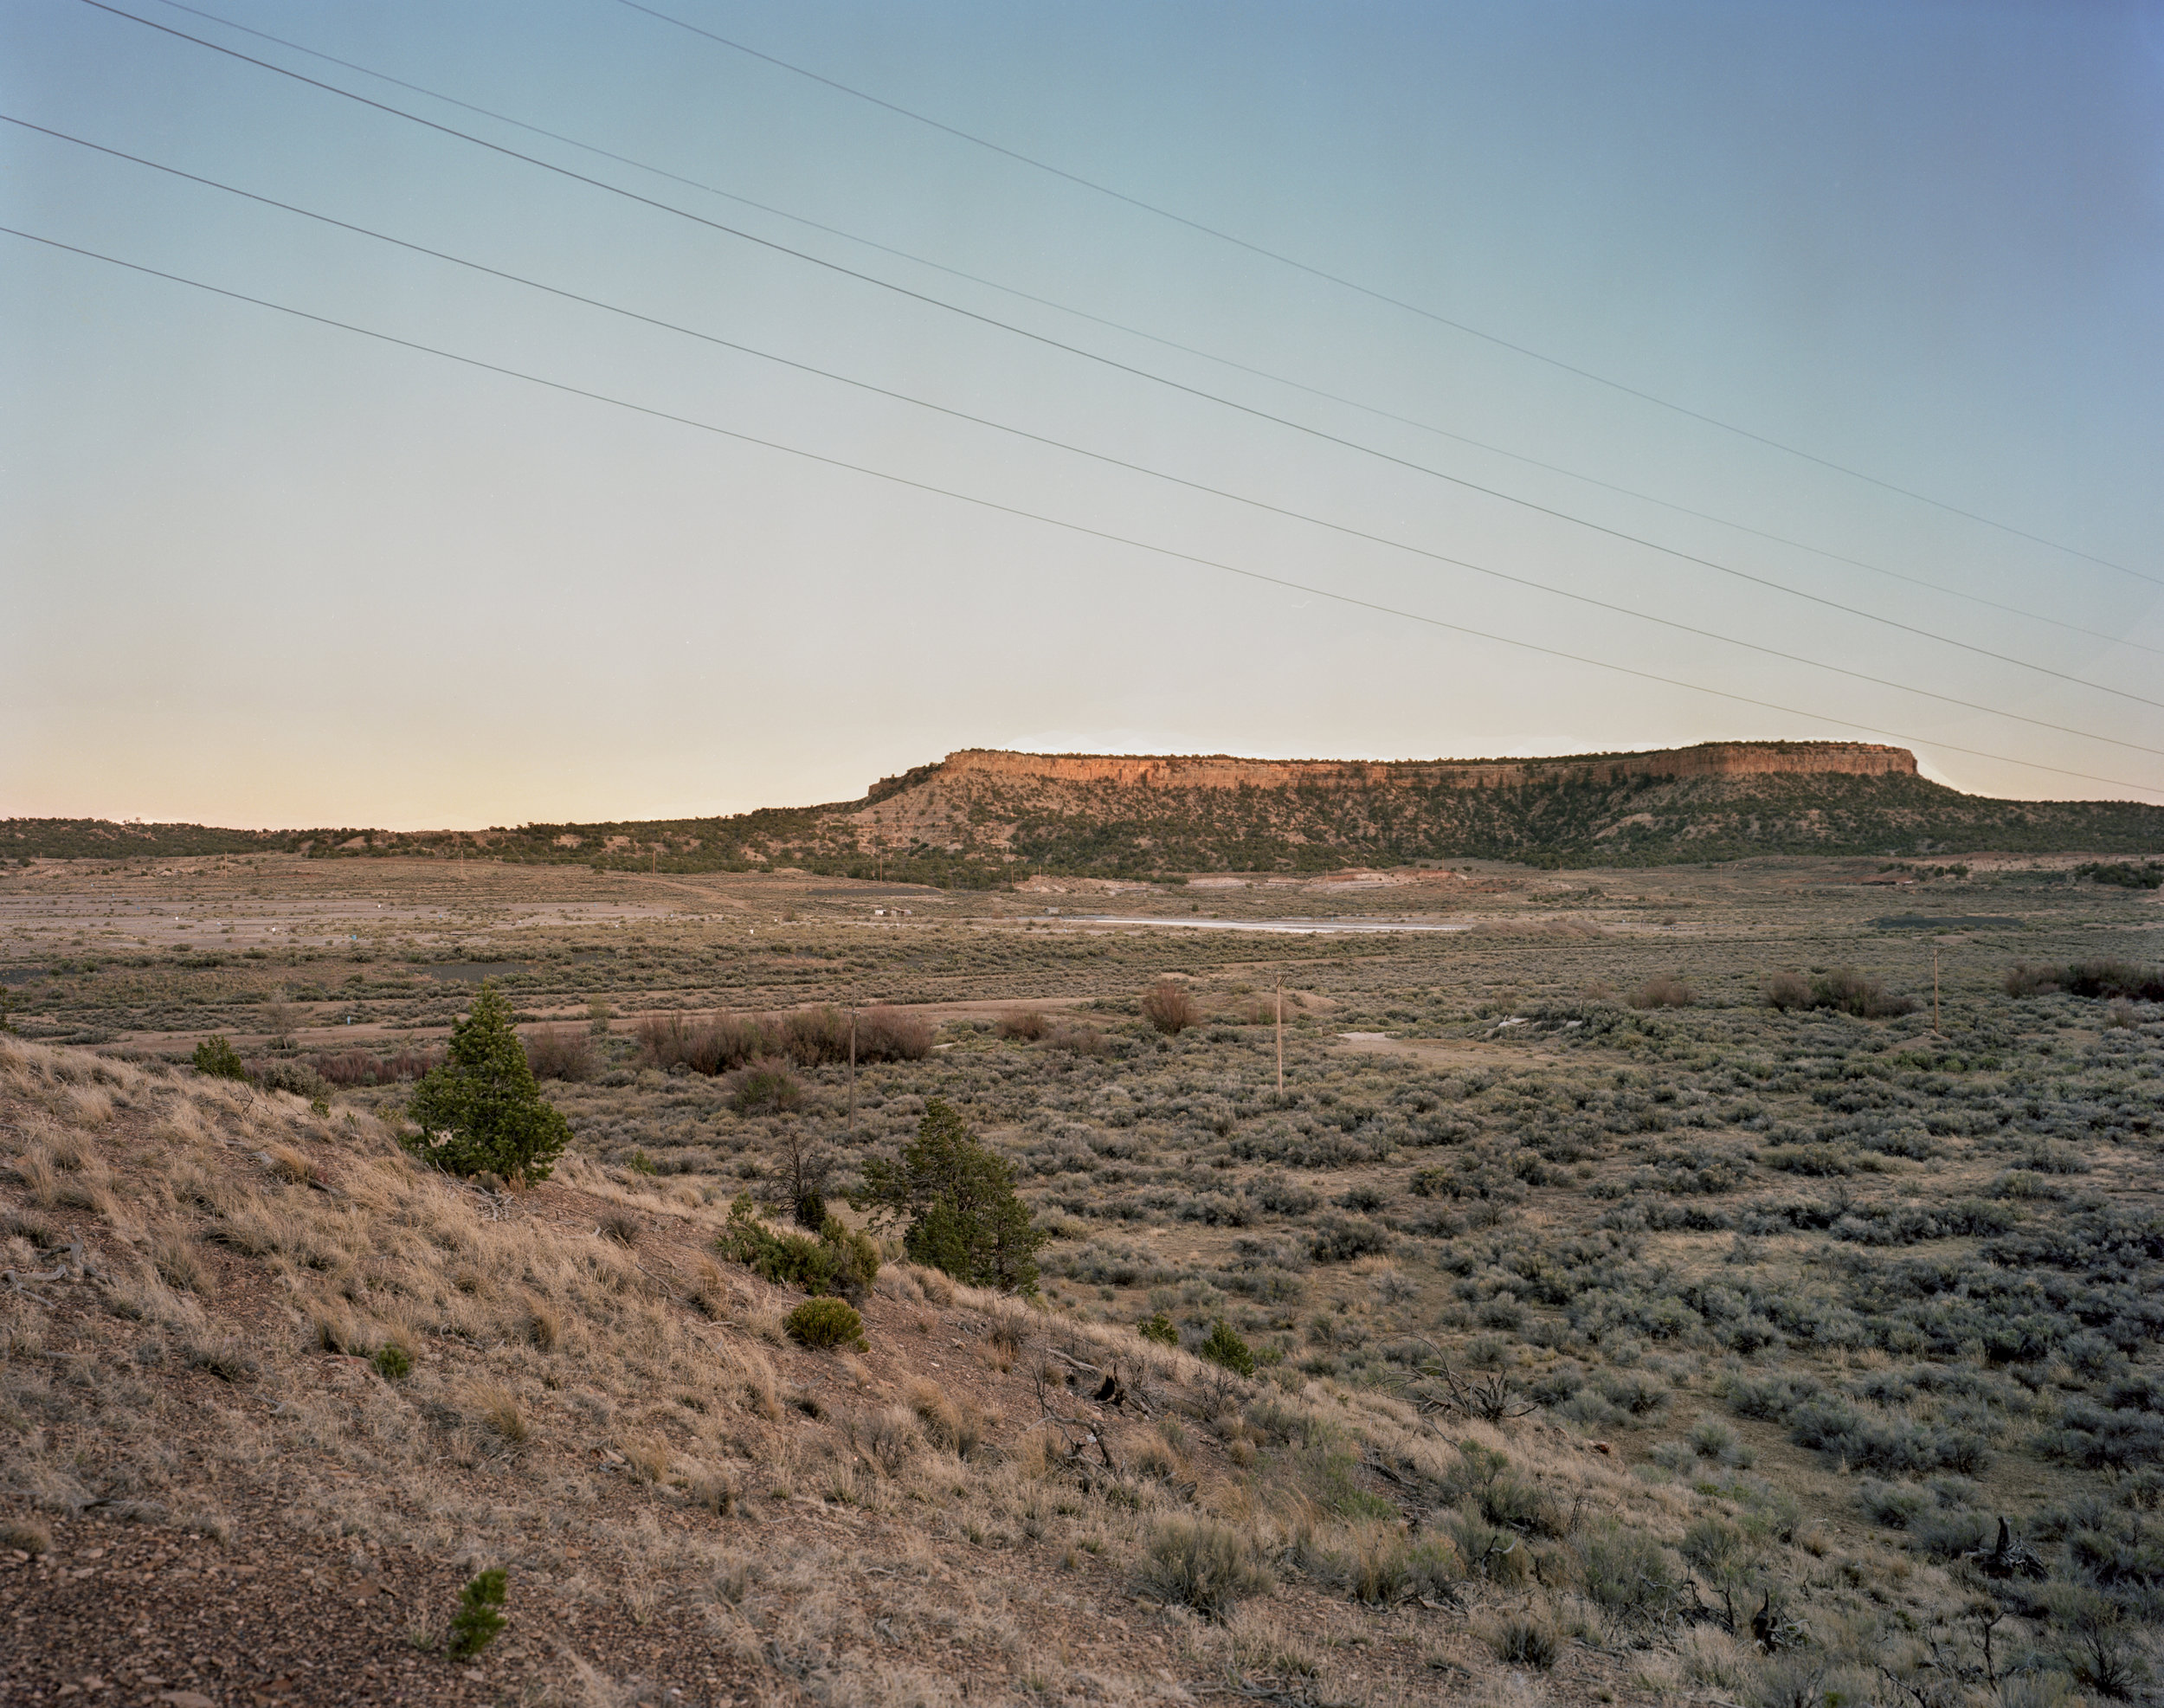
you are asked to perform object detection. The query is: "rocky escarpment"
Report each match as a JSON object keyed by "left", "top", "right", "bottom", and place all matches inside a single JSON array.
[
  {"left": 829, "top": 742, "right": 2155, "bottom": 876},
  {"left": 917, "top": 741, "right": 1916, "bottom": 795}
]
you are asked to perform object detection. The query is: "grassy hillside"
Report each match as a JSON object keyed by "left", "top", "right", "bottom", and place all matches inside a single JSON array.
[{"left": 2, "top": 1033, "right": 1748, "bottom": 1706}]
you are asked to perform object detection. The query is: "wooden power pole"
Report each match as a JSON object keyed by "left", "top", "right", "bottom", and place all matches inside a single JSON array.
[
  {"left": 847, "top": 1004, "right": 858, "bottom": 1136},
  {"left": 1933, "top": 944, "right": 1942, "bottom": 1036},
  {"left": 1276, "top": 974, "right": 1285, "bottom": 1097}
]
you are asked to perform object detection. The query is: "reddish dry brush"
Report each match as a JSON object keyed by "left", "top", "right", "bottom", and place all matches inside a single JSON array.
[
  {"left": 1766, "top": 968, "right": 1916, "bottom": 1019},
  {"left": 2005, "top": 959, "right": 2164, "bottom": 1002},
  {"left": 310, "top": 1046, "right": 444, "bottom": 1086},
  {"left": 522, "top": 1025, "right": 596, "bottom": 1082},
  {"left": 1141, "top": 978, "right": 1200, "bottom": 1036},
  {"left": 854, "top": 1004, "right": 933, "bottom": 1061},
  {"left": 637, "top": 1002, "right": 931, "bottom": 1075}
]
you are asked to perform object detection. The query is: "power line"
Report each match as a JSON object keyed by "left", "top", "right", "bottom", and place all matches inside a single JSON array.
[
  {"left": 5, "top": 220, "right": 2156, "bottom": 802},
  {"left": 135, "top": 0, "right": 2164, "bottom": 658},
  {"left": 615, "top": 0, "right": 2153, "bottom": 589},
  {"left": 138, "top": 0, "right": 2164, "bottom": 661},
  {"left": 61, "top": 3, "right": 2164, "bottom": 706},
  {"left": 17, "top": 111, "right": 2164, "bottom": 761}
]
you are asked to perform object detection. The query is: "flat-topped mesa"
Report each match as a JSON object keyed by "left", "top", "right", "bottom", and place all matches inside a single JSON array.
[{"left": 930, "top": 741, "right": 1917, "bottom": 793}]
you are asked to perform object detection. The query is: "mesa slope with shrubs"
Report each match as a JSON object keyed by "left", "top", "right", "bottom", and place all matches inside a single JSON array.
[{"left": 6, "top": 849, "right": 2164, "bottom": 1706}]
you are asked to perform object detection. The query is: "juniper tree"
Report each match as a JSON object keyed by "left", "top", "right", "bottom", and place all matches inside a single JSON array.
[
  {"left": 404, "top": 983, "right": 570, "bottom": 1183},
  {"left": 853, "top": 1098, "right": 1044, "bottom": 1292}
]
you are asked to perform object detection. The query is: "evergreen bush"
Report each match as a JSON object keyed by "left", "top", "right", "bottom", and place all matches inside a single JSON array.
[
  {"left": 1200, "top": 1318, "right": 1257, "bottom": 1376},
  {"left": 717, "top": 1195, "right": 879, "bottom": 1299},
  {"left": 446, "top": 1568, "right": 506, "bottom": 1660},
  {"left": 403, "top": 983, "right": 571, "bottom": 1183},
  {"left": 785, "top": 1296, "right": 866, "bottom": 1350},
  {"left": 191, "top": 1034, "right": 249, "bottom": 1081},
  {"left": 854, "top": 1099, "right": 1045, "bottom": 1292}
]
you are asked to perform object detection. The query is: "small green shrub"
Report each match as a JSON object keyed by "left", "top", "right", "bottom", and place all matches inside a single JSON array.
[
  {"left": 1201, "top": 1318, "right": 1257, "bottom": 1376},
  {"left": 1, "top": 1518, "right": 52, "bottom": 1555},
  {"left": 2077, "top": 860, "right": 2164, "bottom": 891},
  {"left": 255, "top": 1059, "right": 330, "bottom": 1099},
  {"left": 1139, "top": 1310, "right": 1179, "bottom": 1346},
  {"left": 1487, "top": 1614, "right": 1559, "bottom": 1668},
  {"left": 446, "top": 1568, "right": 506, "bottom": 1660},
  {"left": 1765, "top": 968, "right": 1916, "bottom": 1018},
  {"left": 1308, "top": 1522, "right": 1459, "bottom": 1603},
  {"left": 1681, "top": 1512, "right": 1760, "bottom": 1627},
  {"left": 192, "top": 1034, "right": 250, "bottom": 1081},
  {"left": 1309, "top": 1214, "right": 1393, "bottom": 1263},
  {"left": 1580, "top": 1522, "right": 1684, "bottom": 1622},
  {"left": 1136, "top": 1517, "right": 1270, "bottom": 1618},
  {"left": 727, "top": 1060, "right": 803, "bottom": 1114},
  {"left": 372, "top": 1344, "right": 412, "bottom": 1380},
  {"left": 786, "top": 1296, "right": 866, "bottom": 1350},
  {"left": 718, "top": 1196, "right": 878, "bottom": 1299},
  {"left": 1478, "top": 1474, "right": 1562, "bottom": 1537}
]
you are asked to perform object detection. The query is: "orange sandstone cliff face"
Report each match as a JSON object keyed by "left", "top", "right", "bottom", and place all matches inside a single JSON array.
[{"left": 918, "top": 742, "right": 1916, "bottom": 795}]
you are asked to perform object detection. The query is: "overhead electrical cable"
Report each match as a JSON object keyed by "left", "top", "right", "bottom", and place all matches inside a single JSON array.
[
  {"left": 616, "top": 0, "right": 2153, "bottom": 590},
  {"left": 16, "top": 112, "right": 2164, "bottom": 757},
  {"left": 137, "top": 0, "right": 2164, "bottom": 660},
  {"left": 61, "top": 3, "right": 2164, "bottom": 704},
  {"left": 3, "top": 222, "right": 2155, "bottom": 802}
]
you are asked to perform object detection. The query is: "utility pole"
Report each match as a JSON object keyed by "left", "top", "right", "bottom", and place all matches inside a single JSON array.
[
  {"left": 1933, "top": 944, "right": 1942, "bottom": 1036},
  {"left": 1276, "top": 974, "right": 1285, "bottom": 1097},
  {"left": 848, "top": 1003, "right": 858, "bottom": 1136}
]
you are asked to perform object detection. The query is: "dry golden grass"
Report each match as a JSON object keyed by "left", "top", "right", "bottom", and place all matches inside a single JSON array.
[{"left": 0, "top": 1025, "right": 2051, "bottom": 1705}]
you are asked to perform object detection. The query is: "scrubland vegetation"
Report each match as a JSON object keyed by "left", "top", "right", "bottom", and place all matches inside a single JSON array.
[{"left": 2, "top": 849, "right": 2161, "bottom": 1704}]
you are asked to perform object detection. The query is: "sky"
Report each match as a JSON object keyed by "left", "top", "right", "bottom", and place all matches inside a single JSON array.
[{"left": 3, "top": 0, "right": 2161, "bottom": 828}]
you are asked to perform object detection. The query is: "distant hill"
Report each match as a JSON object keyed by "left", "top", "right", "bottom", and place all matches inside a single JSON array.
[{"left": 9, "top": 741, "right": 2161, "bottom": 880}]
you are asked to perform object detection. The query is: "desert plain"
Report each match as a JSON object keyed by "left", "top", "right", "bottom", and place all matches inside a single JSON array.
[{"left": 2, "top": 847, "right": 2161, "bottom": 1708}]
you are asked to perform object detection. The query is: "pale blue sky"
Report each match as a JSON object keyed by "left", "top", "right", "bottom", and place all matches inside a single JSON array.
[{"left": 4, "top": 0, "right": 2161, "bottom": 825}]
